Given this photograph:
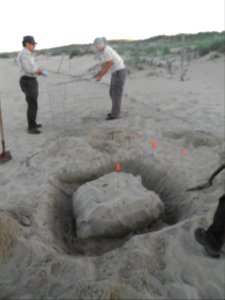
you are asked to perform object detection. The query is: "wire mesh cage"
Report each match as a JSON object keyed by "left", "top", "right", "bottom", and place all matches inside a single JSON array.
[{"left": 48, "top": 79, "right": 109, "bottom": 135}]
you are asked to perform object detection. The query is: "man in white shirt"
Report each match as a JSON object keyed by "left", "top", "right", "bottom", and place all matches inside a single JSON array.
[
  {"left": 17, "top": 36, "right": 44, "bottom": 134},
  {"left": 93, "top": 37, "right": 126, "bottom": 120}
]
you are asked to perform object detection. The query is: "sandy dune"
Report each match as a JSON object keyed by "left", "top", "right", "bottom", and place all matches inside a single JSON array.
[{"left": 0, "top": 53, "right": 224, "bottom": 299}]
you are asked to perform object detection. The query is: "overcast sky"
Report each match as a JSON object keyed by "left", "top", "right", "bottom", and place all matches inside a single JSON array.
[{"left": 0, "top": 0, "right": 224, "bottom": 52}]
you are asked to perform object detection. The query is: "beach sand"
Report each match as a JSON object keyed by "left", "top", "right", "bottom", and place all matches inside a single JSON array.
[{"left": 0, "top": 53, "right": 224, "bottom": 299}]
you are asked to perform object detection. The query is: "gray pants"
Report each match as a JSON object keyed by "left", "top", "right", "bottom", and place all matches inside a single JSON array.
[{"left": 110, "top": 68, "right": 126, "bottom": 118}]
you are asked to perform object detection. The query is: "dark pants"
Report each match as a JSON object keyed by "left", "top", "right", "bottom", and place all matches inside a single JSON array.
[
  {"left": 110, "top": 68, "right": 126, "bottom": 118},
  {"left": 206, "top": 194, "right": 225, "bottom": 250},
  {"left": 20, "top": 76, "right": 39, "bottom": 129}
]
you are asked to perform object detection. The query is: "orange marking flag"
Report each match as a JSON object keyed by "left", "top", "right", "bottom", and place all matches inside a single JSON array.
[
  {"left": 116, "top": 162, "right": 121, "bottom": 172},
  {"left": 151, "top": 140, "right": 158, "bottom": 149},
  {"left": 181, "top": 147, "right": 187, "bottom": 156}
]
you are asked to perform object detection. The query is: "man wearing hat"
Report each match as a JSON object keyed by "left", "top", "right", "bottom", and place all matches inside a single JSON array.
[
  {"left": 18, "top": 36, "right": 44, "bottom": 134},
  {"left": 93, "top": 37, "right": 126, "bottom": 120}
]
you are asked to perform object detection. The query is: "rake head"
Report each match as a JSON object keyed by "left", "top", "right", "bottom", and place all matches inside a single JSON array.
[{"left": 0, "top": 151, "right": 12, "bottom": 164}]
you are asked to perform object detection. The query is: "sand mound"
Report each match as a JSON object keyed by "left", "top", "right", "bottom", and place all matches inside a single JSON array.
[
  {"left": 89, "top": 128, "right": 138, "bottom": 154},
  {"left": 0, "top": 212, "right": 21, "bottom": 263},
  {"left": 73, "top": 172, "right": 164, "bottom": 238}
]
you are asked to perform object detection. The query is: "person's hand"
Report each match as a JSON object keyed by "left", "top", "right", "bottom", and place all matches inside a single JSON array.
[
  {"left": 36, "top": 69, "right": 44, "bottom": 75},
  {"left": 93, "top": 73, "right": 99, "bottom": 79},
  {"left": 96, "top": 75, "right": 102, "bottom": 82}
]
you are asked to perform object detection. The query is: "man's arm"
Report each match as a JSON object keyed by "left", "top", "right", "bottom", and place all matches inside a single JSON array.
[{"left": 94, "top": 60, "right": 113, "bottom": 81}]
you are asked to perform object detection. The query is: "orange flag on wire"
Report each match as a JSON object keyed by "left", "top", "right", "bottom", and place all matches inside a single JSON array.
[
  {"left": 151, "top": 140, "right": 157, "bottom": 149},
  {"left": 181, "top": 147, "right": 187, "bottom": 156},
  {"left": 116, "top": 162, "right": 121, "bottom": 172}
]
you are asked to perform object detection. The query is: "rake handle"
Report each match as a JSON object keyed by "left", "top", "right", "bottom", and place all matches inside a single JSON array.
[{"left": 0, "top": 97, "right": 6, "bottom": 152}]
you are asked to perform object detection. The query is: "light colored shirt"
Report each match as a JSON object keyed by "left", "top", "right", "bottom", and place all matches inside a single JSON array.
[
  {"left": 17, "top": 48, "right": 38, "bottom": 78},
  {"left": 102, "top": 45, "right": 125, "bottom": 73}
]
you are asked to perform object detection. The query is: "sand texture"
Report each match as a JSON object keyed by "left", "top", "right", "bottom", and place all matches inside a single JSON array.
[{"left": 0, "top": 53, "right": 224, "bottom": 299}]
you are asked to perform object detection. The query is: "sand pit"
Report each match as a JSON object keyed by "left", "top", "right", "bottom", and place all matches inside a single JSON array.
[{"left": 41, "top": 153, "right": 202, "bottom": 260}]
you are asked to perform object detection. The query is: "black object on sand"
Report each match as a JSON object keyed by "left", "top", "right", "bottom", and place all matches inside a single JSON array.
[
  {"left": 187, "top": 164, "right": 225, "bottom": 191},
  {"left": 0, "top": 97, "right": 12, "bottom": 164}
]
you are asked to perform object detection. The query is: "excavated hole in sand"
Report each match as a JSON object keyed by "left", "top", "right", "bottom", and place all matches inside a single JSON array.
[{"left": 51, "top": 158, "right": 193, "bottom": 256}]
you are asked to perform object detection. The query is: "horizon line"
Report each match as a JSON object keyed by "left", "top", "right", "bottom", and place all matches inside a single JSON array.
[{"left": 0, "top": 30, "right": 224, "bottom": 54}]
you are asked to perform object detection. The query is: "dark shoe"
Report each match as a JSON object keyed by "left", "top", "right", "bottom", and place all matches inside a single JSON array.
[
  {"left": 35, "top": 124, "right": 42, "bottom": 128},
  {"left": 28, "top": 128, "right": 41, "bottom": 134},
  {"left": 107, "top": 113, "right": 112, "bottom": 117},
  {"left": 106, "top": 115, "right": 119, "bottom": 121},
  {"left": 195, "top": 227, "right": 220, "bottom": 258}
]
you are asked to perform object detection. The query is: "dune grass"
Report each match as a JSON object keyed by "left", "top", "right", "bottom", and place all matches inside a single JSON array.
[{"left": 0, "top": 31, "right": 224, "bottom": 61}]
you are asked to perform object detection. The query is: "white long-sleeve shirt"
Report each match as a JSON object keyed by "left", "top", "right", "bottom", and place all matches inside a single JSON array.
[{"left": 17, "top": 48, "right": 38, "bottom": 78}]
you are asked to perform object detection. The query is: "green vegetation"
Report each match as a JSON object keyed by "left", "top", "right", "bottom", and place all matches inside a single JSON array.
[
  {"left": 196, "top": 36, "right": 225, "bottom": 56},
  {"left": 113, "top": 31, "right": 224, "bottom": 57},
  {"left": 0, "top": 53, "right": 10, "bottom": 59},
  {"left": 112, "top": 31, "right": 224, "bottom": 69},
  {"left": 0, "top": 31, "right": 224, "bottom": 63},
  {"left": 41, "top": 44, "right": 94, "bottom": 58},
  {"left": 0, "top": 52, "right": 18, "bottom": 59}
]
